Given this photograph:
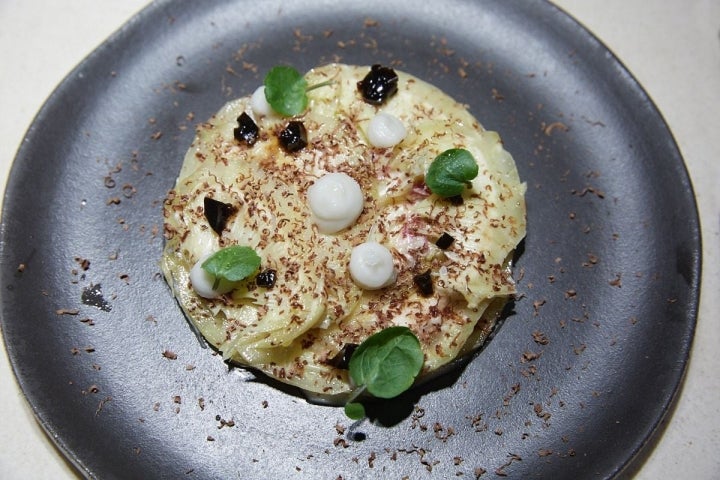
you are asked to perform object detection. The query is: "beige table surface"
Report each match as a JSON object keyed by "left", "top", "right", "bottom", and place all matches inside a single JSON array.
[{"left": 1, "top": 1, "right": 718, "bottom": 478}]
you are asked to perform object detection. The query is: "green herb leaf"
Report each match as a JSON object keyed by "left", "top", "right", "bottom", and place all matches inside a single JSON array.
[
  {"left": 344, "top": 402, "right": 366, "bottom": 420},
  {"left": 264, "top": 66, "right": 309, "bottom": 117},
  {"left": 348, "top": 326, "right": 424, "bottom": 399},
  {"left": 201, "top": 246, "right": 261, "bottom": 283},
  {"left": 425, "top": 148, "right": 479, "bottom": 198}
]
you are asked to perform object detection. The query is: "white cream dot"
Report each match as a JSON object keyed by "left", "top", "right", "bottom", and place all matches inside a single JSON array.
[
  {"left": 250, "top": 86, "right": 272, "bottom": 117},
  {"left": 367, "top": 112, "right": 407, "bottom": 148},
  {"left": 349, "top": 242, "right": 397, "bottom": 290},
  {"left": 307, "top": 172, "right": 364, "bottom": 234}
]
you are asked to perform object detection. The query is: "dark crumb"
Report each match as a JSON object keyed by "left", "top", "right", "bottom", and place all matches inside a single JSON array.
[
  {"left": 582, "top": 253, "right": 599, "bottom": 267},
  {"left": 571, "top": 186, "right": 605, "bottom": 199},
  {"left": 216, "top": 417, "right": 235, "bottom": 429},
  {"left": 56, "top": 308, "right": 80, "bottom": 316},
  {"left": 473, "top": 466, "right": 486, "bottom": 478},
  {"left": 122, "top": 183, "right": 136, "bottom": 198},
  {"left": 543, "top": 121, "right": 569, "bottom": 136},
  {"left": 348, "top": 430, "right": 366, "bottom": 442},
  {"left": 95, "top": 396, "right": 112, "bottom": 416},
  {"left": 468, "top": 413, "right": 487, "bottom": 432},
  {"left": 564, "top": 289, "right": 577, "bottom": 299},
  {"left": 533, "top": 403, "right": 551, "bottom": 421},
  {"left": 502, "top": 383, "right": 521, "bottom": 406},
  {"left": 162, "top": 350, "right": 178, "bottom": 360},
  {"left": 397, "top": 445, "right": 439, "bottom": 472},
  {"left": 367, "top": 451, "right": 376, "bottom": 468},
  {"left": 532, "top": 330, "right": 549, "bottom": 345},
  {"left": 106, "top": 197, "right": 121, "bottom": 205},
  {"left": 333, "top": 437, "right": 349, "bottom": 448},
  {"left": 433, "top": 422, "right": 455, "bottom": 441},
  {"left": 363, "top": 18, "right": 379, "bottom": 27},
  {"left": 74, "top": 257, "right": 91, "bottom": 270},
  {"left": 532, "top": 299, "right": 546, "bottom": 316},
  {"left": 206, "top": 436, "right": 215, "bottom": 442},
  {"left": 608, "top": 273, "right": 622, "bottom": 287},
  {"left": 410, "top": 406, "right": 427, "bottom": 431},
  {"left": 521, "top": 350, "right": 541, "bottom": 362},
  {"left": 261, "top": 400, "right": 269, "bottom": 408},
  {"left": 494, "top": 453, "right": 522, "bottom": 477},
  {"left": 83, "top": 384, "right": 100, "bottom": 395},
  {"left": 173, "top": 395, "right": 182, "bottom": 404}
]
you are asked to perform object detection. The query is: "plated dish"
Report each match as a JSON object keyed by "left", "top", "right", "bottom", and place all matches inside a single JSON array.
[
  {"left": 161, "top": 62, "right": 527, "bottom": 404},
  {"left": 0, "top": 1, "right": 700, "bottom": 479}
]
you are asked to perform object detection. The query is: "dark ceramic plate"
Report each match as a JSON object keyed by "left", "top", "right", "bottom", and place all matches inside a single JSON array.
[{"left": 0, "top": 0, "right": 700, "bottom": 478}]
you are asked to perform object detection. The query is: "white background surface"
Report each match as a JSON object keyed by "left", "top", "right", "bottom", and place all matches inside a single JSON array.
[{"left": 1, "top": 1, "right": 718, "bottom": 478}]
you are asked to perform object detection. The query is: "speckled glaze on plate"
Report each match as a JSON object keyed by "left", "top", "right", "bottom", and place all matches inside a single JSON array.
[{"left": 0, "top": 1, "right": 700, "bottom": 479}]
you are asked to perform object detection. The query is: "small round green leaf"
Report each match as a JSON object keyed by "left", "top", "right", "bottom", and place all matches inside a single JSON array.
[
  {"left": 425, "top": 148, "right": 479, "bottom": 197},
  {"left": 264, "top": 66, "right": 309, "bottom": 116},
  {"left": 344, "top": 402, "right": 366, "bottom": 420},
  {"left": 348, "top": 326, "right": 424, "bottom": 399},
  {"left": 201, "top": 246, "right": 261, "bottom": 283}
]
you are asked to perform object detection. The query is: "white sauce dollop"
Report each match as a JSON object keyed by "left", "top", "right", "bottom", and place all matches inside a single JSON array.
[
  {"left": 250, "top": 85, "right": 272, "bottom": 117},
  {"left": 367, "top": 112, "right": 407, "bottom": 148},
  {"left": 189, "top": 254, "right": 235, "bottom": 299},
  {"left": 307, "top": 172, "right": 364, "bottom": 234},
  {"left": 349, "top": 242, "right": 397, "bottom": 290}
]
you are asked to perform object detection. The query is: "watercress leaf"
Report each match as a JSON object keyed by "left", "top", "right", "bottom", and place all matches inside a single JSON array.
[
  {"left": 263, "top": 66, "right": 309, "bottom": 116},
  {"left": 201, "top": 246, "right": 261, "bottom": 283},
  {"left": 344, "top": 402, "right": 366, "bottom": 420},
  {"left": 425, "top": 148, "right": 479, "bottom": 198},
  {"left": 349, "top": 326, "right": 424, "bottom": 399}
]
